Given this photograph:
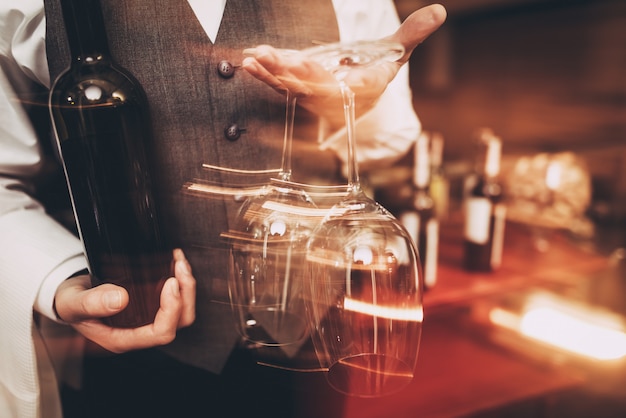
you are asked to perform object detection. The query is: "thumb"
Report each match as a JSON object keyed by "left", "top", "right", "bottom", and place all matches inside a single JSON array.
[
  {"left": 55, "top": 275, "right": 129, "bottom": 322},
  {"left": 388, "top": 4, "right": 447, "bottom": 64}
]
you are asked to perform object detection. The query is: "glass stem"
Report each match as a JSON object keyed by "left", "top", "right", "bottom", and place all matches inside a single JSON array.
[
  {"left": 341, "top": 83, "right": 360, "bottom": 195},
  {"left": 279, "top": 91, "right": 296, "bottom": 182}
]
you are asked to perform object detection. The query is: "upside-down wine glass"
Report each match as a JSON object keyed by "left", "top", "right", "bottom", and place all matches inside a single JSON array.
[
  {"left": 302, "top": 40, "right": 424, "bottom": 397},
  {"left": 223, "top": 89, "right": 322, "bottom": 357}
]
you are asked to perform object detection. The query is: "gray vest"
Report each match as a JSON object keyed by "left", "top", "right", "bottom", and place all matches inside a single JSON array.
[{"left": 44, "top": 0, "right": 339, "bottom": 373}]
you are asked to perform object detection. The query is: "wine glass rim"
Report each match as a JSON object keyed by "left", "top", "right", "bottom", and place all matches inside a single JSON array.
[{"left": 301, "top": 39, "right": 405, "bottom": 64}]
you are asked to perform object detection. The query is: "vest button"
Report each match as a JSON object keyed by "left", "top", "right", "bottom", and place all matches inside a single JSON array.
[
  {"left": 224, "top": 123, "right": 243, "bottom": 141},
  {"left": 217, "top": 60, "right": 235, "bottom": 78}
]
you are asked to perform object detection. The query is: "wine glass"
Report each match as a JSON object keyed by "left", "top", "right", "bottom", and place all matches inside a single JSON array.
[
  {"left": 301, "top": 40, "right": 424, "bottom": 397},
  {"left": 224, "top": 90, "right": 320, "bottom": 353}
]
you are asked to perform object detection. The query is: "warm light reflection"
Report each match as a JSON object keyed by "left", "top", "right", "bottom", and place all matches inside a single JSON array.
[
  {"left": 202, "top": 163, "right": 281, "bottom": 175},
  {"left": 269, "top": 220, "right": 287, "bottom": 236},
  {"left": 261, "top": 200, "right": 335, "bottom": 218},
  {"left": 489, "top": 304, "right": 626, "bottom": 361},
  {"left": 520, "top": 307, "right": 626, "bottom": 360},
  {"left": 353, "top": 246, "right": 373, "bottom": 265},
  {"left": 344, "top": 297, "right": 423, "bottom": 322},
  {"left": 84, "top": 85, "right": 103, "bottom": 100},
  {"left": 306, "top": 250, "right": 410, "bottom": 270},
  {"left": 185, "top": 182, "right": 266, "bottom": 197},
  {"left": 545, "top": 161, "right": 562, "bottom": 190},
  {"left": 335, "top": 357, "right": 414, "bottom": 378}
]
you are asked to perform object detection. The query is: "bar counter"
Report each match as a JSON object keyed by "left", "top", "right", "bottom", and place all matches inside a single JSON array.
[{"left": 341, "top": 216, "right": 625, "bottom": 417}]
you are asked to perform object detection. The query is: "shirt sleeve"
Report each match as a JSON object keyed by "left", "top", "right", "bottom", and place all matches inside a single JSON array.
[
  {"left": 0, "top": 0, "right": 87, "bottom": 324},
  {"left": 0, "top": 6, "right": 87, "bottom": 417},
  {"left": 326, "top": 0, "right": 421, "bottom": 169}
]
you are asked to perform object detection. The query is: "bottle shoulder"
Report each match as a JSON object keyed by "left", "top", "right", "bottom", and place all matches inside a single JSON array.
[
  {"left": 50, "top": 60, "right": 147, "bottom": 107},
  {"left": 469, "top": 176, "right": 504, "bottom": 200}
]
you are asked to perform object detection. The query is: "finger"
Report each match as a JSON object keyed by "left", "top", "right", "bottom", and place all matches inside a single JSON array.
[
  {"left": 388, "top": 4, "right": 447, "bottom": 64},
  {"left": 55, "top": 275, "right": 129, "bottom": 323},
  {"left": 245, "top": 45, "right": 313, "bottom": 96},
  {"left": 173, "top": 248, "right": 196, "bottom": 327},
  {"left": 151, "top": 277, "right": 183, "bottom": 338},
  {"left": 242, "top": 56, "right": 286, "bottom": 93},
  {"left": 249, "top": 45, "right": 290, "bottom": 78},
  {"left": 73, "top": 277, "right": 182, "bottom": 353}
]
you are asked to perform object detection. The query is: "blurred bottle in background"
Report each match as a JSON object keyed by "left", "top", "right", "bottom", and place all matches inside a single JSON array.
[
  {"left": 429, "top": 132, "right": 450, "bottom": 221},
  {"left": 463, "top": 129, "right": 506, "bottom": 272},
  {"left": 401, "top": 132, "right": 439, "bottom": 290}
]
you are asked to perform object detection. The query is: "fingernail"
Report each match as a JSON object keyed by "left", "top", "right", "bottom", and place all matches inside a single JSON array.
[
  {"left": 241, "top": 57, "right": 258, "bottom": 71},
  {"left": 170, "top": 279, "right": 180, "bottom": 297},
  {"left": 177, "top": 257, "right": 192, "bottom": 275},
  {"left": 173, "top": 248, "right": 184, "bottom": 259},
  {"left": 243, "top": 48, "right": 257, "bottom": 56},
  {"left": 104, "top": 290, "right": 123, "bottom": 310}
]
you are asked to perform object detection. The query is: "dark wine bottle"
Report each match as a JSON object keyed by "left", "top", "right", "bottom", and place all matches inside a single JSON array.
[
  {"left": 463, "top": 130, "right": 506, "bottom": 272},
  {"left": 400, "top": 133, "right": 439, "bottom": 290},
  {"left": 49, "top": 0, "right": 170, "bottom": 327}
]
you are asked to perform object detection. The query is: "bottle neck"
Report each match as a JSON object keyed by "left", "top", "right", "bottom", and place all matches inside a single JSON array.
[
  {"left": 414, "top": 133, "right": 431, "bottom": 189},
  {"left": 60, "top": 0, "right": 111, "bottom": 62},
  {"left": 429, "top": 132, "right": 444, "bottom": 173},
  {"left": 483, "top": 138, "right": 501, "bottom": 179}
]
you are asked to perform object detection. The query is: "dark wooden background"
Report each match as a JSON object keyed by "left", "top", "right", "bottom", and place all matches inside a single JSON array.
[{"left": 384, "top": 0, "right": 625, "bottom": 222}]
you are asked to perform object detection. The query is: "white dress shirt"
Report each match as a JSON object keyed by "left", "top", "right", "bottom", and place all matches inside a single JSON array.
[{"left": 0, "top": 1, "right": 419, "bottom": 417}]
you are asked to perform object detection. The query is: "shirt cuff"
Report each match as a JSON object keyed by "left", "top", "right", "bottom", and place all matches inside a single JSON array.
[{"left": 34, "top": 254, "right": 88, "bottom": 322}]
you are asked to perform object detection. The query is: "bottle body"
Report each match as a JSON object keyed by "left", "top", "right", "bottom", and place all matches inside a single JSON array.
[
  {"left": 50, "top": 17, "right": 169, "bottom": 327},
  {"left": 463, "top": 130, "right": 506, "bottom": 272}
]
